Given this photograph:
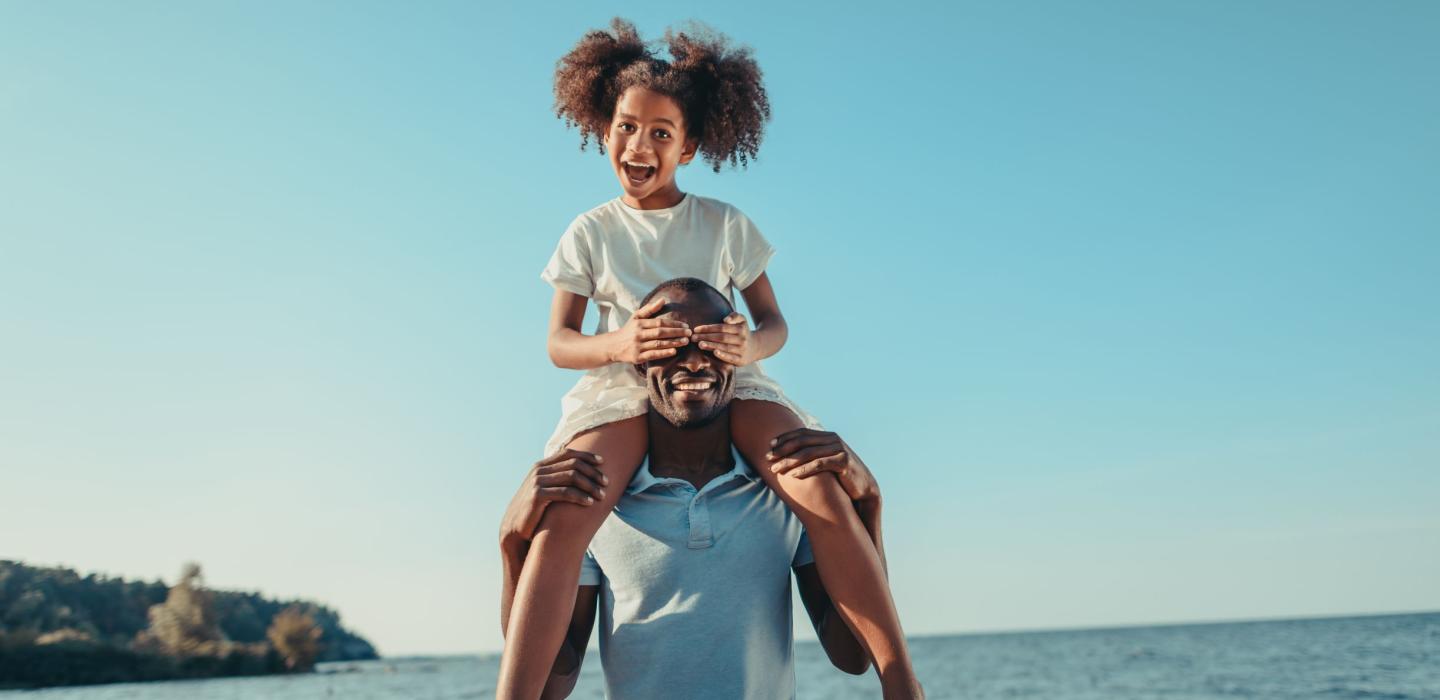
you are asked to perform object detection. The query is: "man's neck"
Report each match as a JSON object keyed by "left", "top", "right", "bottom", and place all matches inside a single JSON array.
[{"left": 646, "top": 409, "right": 734, "bottom": 489}]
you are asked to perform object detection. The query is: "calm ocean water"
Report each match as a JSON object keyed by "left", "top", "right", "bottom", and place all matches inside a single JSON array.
[{"left": 6, "top": 612, "right": 1436, "bottom": 699}]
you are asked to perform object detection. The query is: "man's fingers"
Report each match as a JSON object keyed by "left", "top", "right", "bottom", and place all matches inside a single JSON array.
[
  {"left": 633, "top": 296, "right": 667, "bottom": 319},
  {"left": 768, "top": 432, "right": 839, "bottom": 458},
  {"left": 537, "top": 449, "right": 604, "bottom": 468},
  {"left": 787, "top": 454, "right": 848, "bottom": 480},
  {"left": 538, "top": 458, "right": 610, "bottom": 486},
  {"left": 724, "top": 312, "right": 747, "bottom": 325},
  {"left": 770, "top": 427, "right": 821, "bottom": 446},
  {"left": 636, "top": 348, "right": 678, "bottom": 362},
  {"left": 538, "top": 486, "right": 595, "bottom": 505},
  {"left": 771, "top": 445, "right": 845, "bottom": 473},
  {"left": 537, "top": 470, "right": 606, "bottom": 500}
]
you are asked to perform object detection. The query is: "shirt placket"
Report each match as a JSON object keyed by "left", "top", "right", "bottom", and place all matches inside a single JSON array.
[{"left": 685, "top": 485, "right": 714, "bottom": 550}]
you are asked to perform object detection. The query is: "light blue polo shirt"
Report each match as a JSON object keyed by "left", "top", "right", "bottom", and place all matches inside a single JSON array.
[{"left": 578, "top": 448, "right": 814, "bottom": 699}]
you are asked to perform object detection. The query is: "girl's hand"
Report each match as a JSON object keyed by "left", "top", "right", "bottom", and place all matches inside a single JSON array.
[
  {"left": 500, "top": 449, "right": 609, "bottom": 549},
  {"left": 692, "top": 312, "right": 755, "bottom": 366},
  {"left": 610, "top": 296, "right": 692, "bottom": 364},
  {"left": 766, "top": 429, "right": 878, "bottom": 503}
]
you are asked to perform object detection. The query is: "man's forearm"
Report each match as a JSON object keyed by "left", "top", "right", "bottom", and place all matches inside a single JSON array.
[
  {"left": 500, "top": 538, "right": 589, "bottom": 699},
  {"left": 500, "top": 539, "right": 528, "bottom": 637},
  {"left": 856, "top": 496, "right": 887, "bottom": 575}
]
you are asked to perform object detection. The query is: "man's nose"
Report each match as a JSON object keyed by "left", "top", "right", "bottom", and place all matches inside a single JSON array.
[{"left": 675, "top": 343, "right": 710, "bottom": 371}]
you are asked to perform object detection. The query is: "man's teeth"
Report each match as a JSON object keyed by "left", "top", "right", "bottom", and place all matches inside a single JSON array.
[{"left": 675, "top": 382, "right": 712, "bottom": 391}]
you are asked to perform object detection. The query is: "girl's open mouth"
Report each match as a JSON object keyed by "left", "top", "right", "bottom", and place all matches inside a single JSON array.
[{"left": 623, "top": 162, "right": 656, "bottom": 185}]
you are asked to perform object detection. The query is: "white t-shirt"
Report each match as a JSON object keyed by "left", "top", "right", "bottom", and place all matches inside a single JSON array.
[
  {"left": 538, "top": 194, "right": 818, "bottom": 455},
  {"left": 542, "top": 193, "right": 774, "bottom": 335}
]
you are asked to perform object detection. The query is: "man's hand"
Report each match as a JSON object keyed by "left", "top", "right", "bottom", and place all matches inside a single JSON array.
[
  {"left": 766, "top": 429, "right": 878, "bottom": 503},
  {"left": 608, "top": 296, "right": 691, "bottom": 364},
  {"left": 500, "top": 449, "right": 608, "bottom": 551},
  {"left": 692, "top": 312, "right": 756, "bottom": 366}
]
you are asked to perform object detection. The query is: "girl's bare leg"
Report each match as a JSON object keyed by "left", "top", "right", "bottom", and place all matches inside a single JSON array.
[
  {"left": 732, "top": 399, "right": 922, "bottom": 699},
  {"left": 496, "top": 415, "right": 647, "bottom": 700}
]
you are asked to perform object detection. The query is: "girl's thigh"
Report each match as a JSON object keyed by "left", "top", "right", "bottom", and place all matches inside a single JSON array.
[
  {"left": 731, "top": 399, "right": 849, "bottom": 516},
  {"left": 536, "top": 415, "right": 649, "bottom": 536}
]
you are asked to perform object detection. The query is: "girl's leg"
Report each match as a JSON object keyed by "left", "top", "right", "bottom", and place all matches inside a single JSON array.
[
  {"left": 496, "top": 415, "right": 647, "bottom": 700},
  {"left": 732, "top": 399, "right": 922, "bottom": 699}
]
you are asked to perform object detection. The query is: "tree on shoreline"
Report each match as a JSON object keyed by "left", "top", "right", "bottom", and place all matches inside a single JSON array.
[
  {"left": 267, "top": 606, "right": 323, "bottom": 671},
  {"left": 134, "top": 563, "right": 226, "bottom": 656}
]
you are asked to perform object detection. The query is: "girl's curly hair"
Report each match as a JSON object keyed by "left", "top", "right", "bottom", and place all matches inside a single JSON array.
[{"left": 553, "top": 18, "right": 770, "bottom": 172}]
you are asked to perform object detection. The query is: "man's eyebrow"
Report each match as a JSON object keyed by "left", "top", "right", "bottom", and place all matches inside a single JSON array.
[{"left": 616, "top": 112, "right": 677, "bottom": 128}]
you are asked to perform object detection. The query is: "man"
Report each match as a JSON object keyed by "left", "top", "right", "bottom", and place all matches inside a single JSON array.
[{"left": 500, "top": 278, "right": 897, "bottom": 699}]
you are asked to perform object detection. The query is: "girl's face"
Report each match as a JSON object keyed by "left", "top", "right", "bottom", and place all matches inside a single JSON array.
[{"left": 604, "top": 87, "right": 697, "bottom": 210}]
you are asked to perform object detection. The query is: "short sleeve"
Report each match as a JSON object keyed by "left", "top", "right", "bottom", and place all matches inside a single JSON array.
[
  {"left": 791, "top": 530, "right": 814, "bottom": 569},
  {"left": 726, "top": 208, "right": 775, "bottom": 291},
  {"left": 541, "top": 219, "right": 595, "bottom": 297},
  {"left": 579, "top": 550, "right": 603, "bottom": 586}
]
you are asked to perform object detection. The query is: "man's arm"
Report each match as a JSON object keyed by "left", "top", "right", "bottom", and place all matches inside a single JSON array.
[
  {"left": 499, "top": 450, "right": 608, "bottom": 696},
  {"left": 771, "top": 428, "right": 889, "bottom": 675},
  {"left": 501, "top": 543, "right": 599, "bottom": 699},
  {"left": 540, "top": 585, "right": 599, "bottom": 700}
]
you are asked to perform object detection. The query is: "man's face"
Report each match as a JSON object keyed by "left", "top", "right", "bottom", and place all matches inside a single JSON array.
[{"left": 638, "top": 289, "right": 736, "bottom": 428}]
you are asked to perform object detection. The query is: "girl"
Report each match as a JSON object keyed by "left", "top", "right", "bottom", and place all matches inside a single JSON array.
[{"left": 498, "top": 19, "right": 922, "bottom": 699}]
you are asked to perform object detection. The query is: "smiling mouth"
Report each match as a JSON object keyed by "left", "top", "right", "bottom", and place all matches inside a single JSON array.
[
  {"left": 622, "top": 161, "right": 656, "bottom": 185},
  {"left": 668, "top": 376, "right": 716, "bottom": 400}
]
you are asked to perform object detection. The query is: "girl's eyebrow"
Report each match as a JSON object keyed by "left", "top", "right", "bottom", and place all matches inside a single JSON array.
[{"left": 616, "top": 112, "right": 677, "bottom": 128}]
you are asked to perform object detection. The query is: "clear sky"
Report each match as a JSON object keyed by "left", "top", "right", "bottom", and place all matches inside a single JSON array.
[{"left": 2, "top": 1, "right": 1437, "bottom": 656}]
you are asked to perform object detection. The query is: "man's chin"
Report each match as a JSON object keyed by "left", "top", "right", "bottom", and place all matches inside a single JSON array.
[{"left": 656, "top": 401, "right": 724, "bottom": 429}]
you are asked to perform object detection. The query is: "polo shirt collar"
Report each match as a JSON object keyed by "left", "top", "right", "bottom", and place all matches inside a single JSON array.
[{"left": 626, "top": 446, "right": 757, "bottom": 495}]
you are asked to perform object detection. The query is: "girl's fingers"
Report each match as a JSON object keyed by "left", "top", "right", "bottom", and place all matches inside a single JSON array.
[
  {"left": 771, "top": 445, "right": 844, "bottom": 473},
  {"left": 633, "top": 296, "right": 667, "bottom": 319},
  {"left": 643, "top": 339, "right": 689, "bottom": 351},
  {"left": 636, "top": 348, "right": 678, "bottom": 362},
  {"left": 768, "top": 432, "right": 839, "bottom": 459},
  {"left": 713, "top": 350, "right": 744, "bottom": 365},
  {"left": 693, "top": 323, "right": 743, "bottom": 337},
  {"left": 539, "top": 486, "right": 594, "bottom": 505},
  {"left": 639, "top": 326, "right": 688, "bottom": 339},
  {"left": 639, "top": 326, "right": 692, "bottom": 341},
  {"left": 696, "top": 341, "right": 742, "bottom": 354}
]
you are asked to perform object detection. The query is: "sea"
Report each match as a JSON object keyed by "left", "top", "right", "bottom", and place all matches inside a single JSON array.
[{"left": 5, "top": 612, "right": 1436, "bottom": 699}]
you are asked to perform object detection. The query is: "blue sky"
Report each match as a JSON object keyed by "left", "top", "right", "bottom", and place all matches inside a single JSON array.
[{"left": 2, "top": 1, "right": 1437, "bottom": 656}]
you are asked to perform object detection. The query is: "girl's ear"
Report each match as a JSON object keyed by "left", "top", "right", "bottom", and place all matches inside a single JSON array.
[{"left": 679, "top": 138, "right": 699, "bottom": 165}]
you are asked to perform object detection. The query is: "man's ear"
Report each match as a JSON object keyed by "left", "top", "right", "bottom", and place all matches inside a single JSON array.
[{"left": 679, "top": 138, "right": 698, "bottom": 165}]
